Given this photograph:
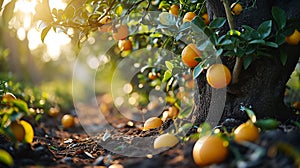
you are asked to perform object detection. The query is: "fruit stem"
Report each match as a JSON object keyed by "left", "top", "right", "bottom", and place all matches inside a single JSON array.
[{"left": 222, "top": 0, "right": 243, "bottom": 84}]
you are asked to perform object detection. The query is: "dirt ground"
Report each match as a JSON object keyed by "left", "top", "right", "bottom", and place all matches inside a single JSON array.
[{"left": 1, "top": 96, "right": 300, "bottom": 168}]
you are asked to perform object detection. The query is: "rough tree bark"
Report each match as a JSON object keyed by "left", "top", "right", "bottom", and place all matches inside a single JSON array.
[{"left": 192, "top": 0, "right": 300, "bottom": 127}]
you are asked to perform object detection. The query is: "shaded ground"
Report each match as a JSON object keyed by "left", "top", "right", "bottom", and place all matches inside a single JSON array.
[{"left": 1, "top": 96, "right": 300, "bottom": 168}]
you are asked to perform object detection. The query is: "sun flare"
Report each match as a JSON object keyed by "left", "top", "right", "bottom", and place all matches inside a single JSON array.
[{"left": 2, "top": 0, "right": 70, "bottom": 61}]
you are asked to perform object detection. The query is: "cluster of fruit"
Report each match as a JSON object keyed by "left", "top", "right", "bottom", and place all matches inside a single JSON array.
[
  {"left": 1, "top": 92, "right": 34, "bottom": 143},
  {"left": 172, "top": 2, "right": 299, "bottom": 90},
  {"left": 145, "top": 110, "right": 260, "bottom": 167},
  {"left": 168, "top": 4, "right": 235, "bottom": 89},
  {"left": 98, "top": 16, "right": 132, "bottom": 52},
  {"left": 48, "top": 107, "right": 76, "bottom": 129},
  {"left": 181, "top": 43, "right": 232, "bottom": 89},
  {"left": 192, "top": 120, "right": 259, "bottom": 166},
  {"left": 141, "top": 106, "right": 180, "bottom": 149}
]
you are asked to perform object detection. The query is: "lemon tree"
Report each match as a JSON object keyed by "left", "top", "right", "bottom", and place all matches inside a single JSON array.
[{"left": 29, "top": 0, "right": 299, "bottom": 141}]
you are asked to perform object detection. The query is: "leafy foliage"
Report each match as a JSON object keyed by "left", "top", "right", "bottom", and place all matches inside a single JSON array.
[{"left": 0, "top": 80, "right": 60, "bottom": 143}]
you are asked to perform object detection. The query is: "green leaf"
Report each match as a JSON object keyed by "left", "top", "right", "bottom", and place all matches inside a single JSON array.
[
  {"left": 163, "top": 70, "right": 172, "bottom": 82},
  {"left": 272, "top": 7, "right": 286, "bottom": 30},
  {"left": 159, "top": 12, "right": 176, "bottom": 26},
  {"left": 193, "top": 63, "right": 203, "bottom": 79},
  {"left": 216, "top": 48, "right": 223, "bottom": 56},
  {"left": 255, "top": 119, "right": 279, "bottom": 130},
  {"left": 12, "top": 99, "right": 28, "bottom": 113},
  {"left": 197, "top": 40, "right": 210, "bottom": 50},
  {"left": 265, "top": 41, "right": 278, "bottom": 48},
  {"left": 209, "top": 17, "right": 226, "bottom": 29},
  {"left": 198, "top": 122, "right": 212, "bottom": 137},
  {"left": 41, "top": 26, "right": 51, "bottom": 43},
  {"left": 35, "top": 114, "right": 42, "bottom": 122},
  {"left": 249, "top": 39, "right": 265, "bottom": 45},
  {"left": 280, "top": 48, "right": 287, "bottom": 65},
  {"left": 220, "top": 39, "right": 232, "bottom": 45},
  {"left": 243, "top": 56, "right": 252, "bottom": 69},
  {"left": 291, "top": 120, "right": 300, "bottom": 128},
  {"left": 240, "top": 106, "right": 257, "bottom": 123},
  {"left": 242, "top": 25, "right": 260, "bottom": 40},
  {"left": 257, "top": 20, "right": 272, "bottom": 39},
  {"left": 158, "top": 1, "right": 170, "bottom": 9},
  {"left": 0, "top": 149, "right": 13, "bottom": 166},
  {"left": 191, "top": 16, "right": 206, "bottom": 29},
  {"left": 178, "top": 106, "right": 192, "bottom": 119},
  {"left": 275, "top": 33, "right": 286, "bottom": 45},
  {"left": 165, "top": 61, "right": 174, "bottom": 71},
  {"left": 178, "top": 123, "right": 193, "bottom": 134},
  {"left": 179, "top": 22, "right": 191, "bottom": 32}
]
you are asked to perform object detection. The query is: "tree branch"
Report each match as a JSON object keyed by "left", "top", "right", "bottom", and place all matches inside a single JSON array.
[{"left": 222, "top": 0, "right": 242, "bottom": 84}]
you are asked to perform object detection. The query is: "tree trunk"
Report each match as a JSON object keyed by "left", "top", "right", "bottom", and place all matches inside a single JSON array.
[{"left": 192, "top": 0, "right": 300, "bottom": 127}]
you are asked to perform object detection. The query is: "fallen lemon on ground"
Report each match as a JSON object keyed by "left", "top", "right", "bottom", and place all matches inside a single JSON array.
[
  {"left": 154, "top": 133, "right": 179, "bottom": 149},
  {"left": 9, "top": 121, "right": 25, "bottom": 142},
  {"left": 143, "top": 117, "right": 163, "bottom": 131},
  {"left": 48, "top": 107, "right": 60, "bottom": 117},
  {"left": 206, "top": 64, "right": 231, "bottom": 89},
  {"left": 61, "top": 114, "right": 75, "bottom": 128},
  {"left": 20, "top": 120, "right": 34, "bottom": 143},
  {"left": 193, "top": 135, "right": 229, "bottom": 166}
]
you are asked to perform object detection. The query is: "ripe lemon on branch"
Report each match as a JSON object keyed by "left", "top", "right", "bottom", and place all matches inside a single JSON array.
[
  {"left": 206, "top": 64, "right": 232, "bottom": 89},
  {"left": 181, "top": 44, "right": 202, "bottom": 68}
]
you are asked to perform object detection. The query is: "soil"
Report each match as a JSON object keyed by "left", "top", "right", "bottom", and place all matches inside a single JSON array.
[{"left": 0, "top": 96, "right": 300, "bottom": 168}]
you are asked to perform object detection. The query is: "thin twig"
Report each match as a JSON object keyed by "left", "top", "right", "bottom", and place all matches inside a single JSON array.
[{"left": 97, "top": 0, "right": 118, "bottom": 22}]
